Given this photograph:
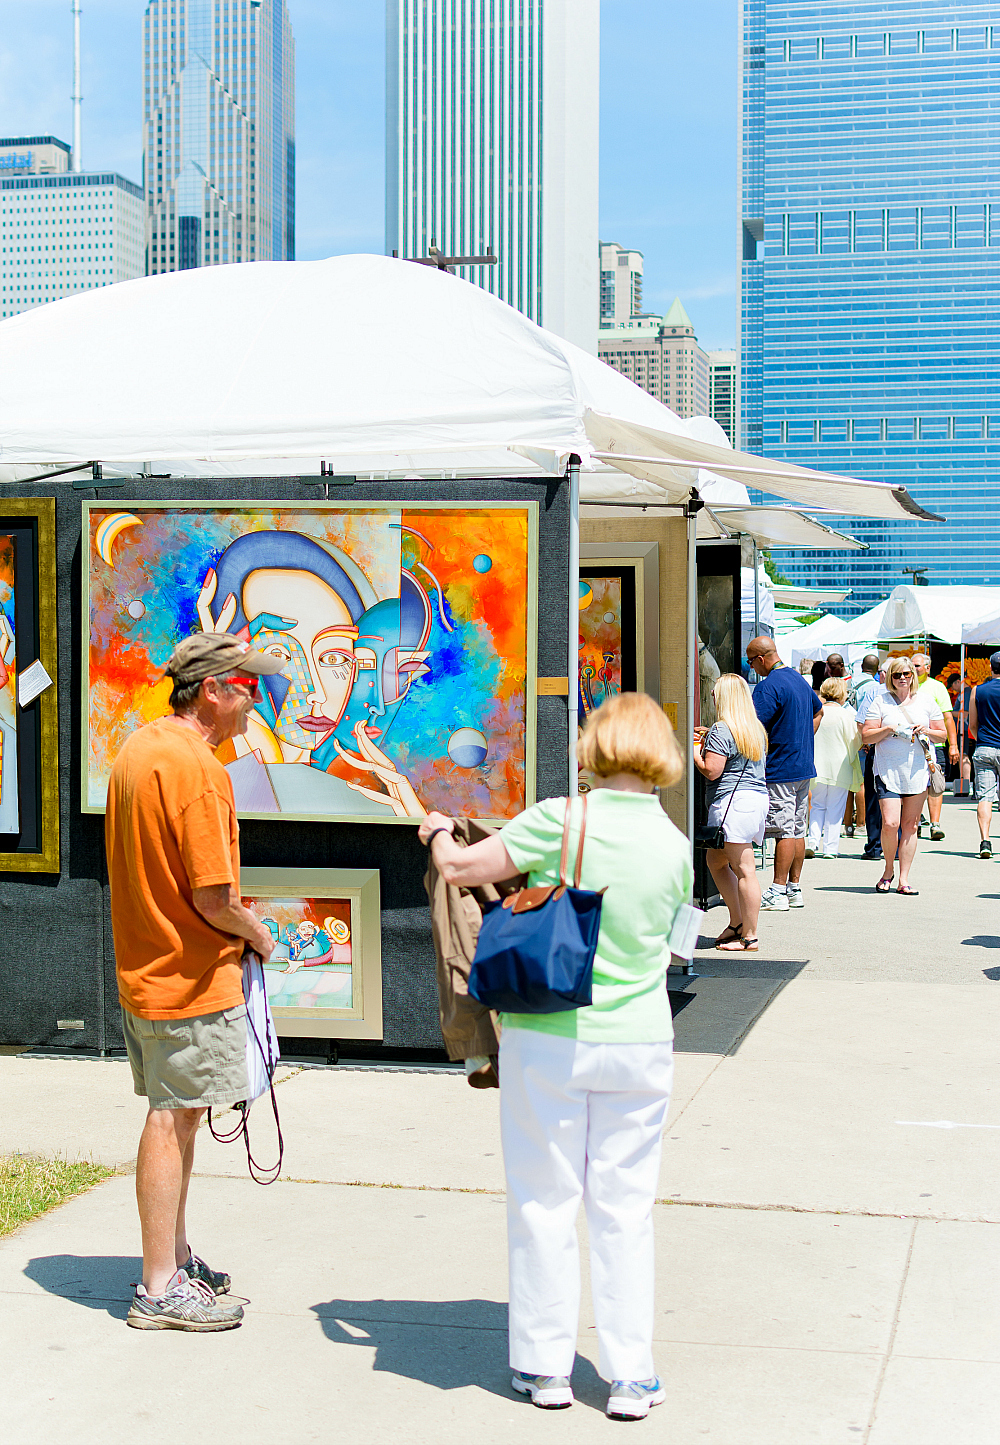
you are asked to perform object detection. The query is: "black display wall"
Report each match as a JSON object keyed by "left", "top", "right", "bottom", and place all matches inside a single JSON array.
[{"left": 0, "top": 476, "right": 570, "bottom": 1052}]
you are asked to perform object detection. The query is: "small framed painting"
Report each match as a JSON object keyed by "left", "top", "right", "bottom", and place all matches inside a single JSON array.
[
  {"left": 238, "top": 867, "right": 382, "bottom": 1040},
  {"left": 578, "top": 542, "right": 660, "bottom": 721}
]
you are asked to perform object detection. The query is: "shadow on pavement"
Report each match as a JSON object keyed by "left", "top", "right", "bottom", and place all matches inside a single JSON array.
[
  {"left": 671, "top": 962, "right": 808, "bottom": 1056},
  {"left": 310, "top": 1297, "right": 606, "bottom": 1410},
  {"left": 811, "top": 884, "right": 893, "bottom": 895},
  {"left": 962, "top": 935, "right": 1000, "bottom": 949},
  {"left": 23, "top": 1254, "right": 137, "bottom": 1317},
  {"left": 983, "top": 966, "right": 1000, "bottom": 981}
]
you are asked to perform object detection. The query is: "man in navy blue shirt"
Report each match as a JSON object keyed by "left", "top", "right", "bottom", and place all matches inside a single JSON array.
[
  {"left": 746, "top": 636, "right": 823, "bottom": 912},
  {"left": 969, "top": 651, "right": 1000, "bottom": 859}
]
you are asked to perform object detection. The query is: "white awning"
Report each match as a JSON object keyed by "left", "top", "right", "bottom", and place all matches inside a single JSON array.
[
  {"left": 0, "top": 254, "right": 944, "bottom": 525},
  {"left": 878, "top": 585, "right": 1000, "bottom": 644},
  {"left": 961, "top": 610, "right": 1000, "bottom": 646}
]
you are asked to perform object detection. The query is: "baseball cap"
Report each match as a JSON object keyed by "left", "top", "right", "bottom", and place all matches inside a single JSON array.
[
  {"left": 991, "top": 650, "right": 1000, "bottom": 674},
  {"left": 164, "top": 633, "right": 286, "bottom": 686}
]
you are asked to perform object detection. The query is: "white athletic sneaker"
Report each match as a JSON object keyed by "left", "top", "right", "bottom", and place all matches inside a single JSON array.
[
  {"left": 760, "top": 886, "right": 789, "bottom": 912},
  {"left": 606, "top": 1377, "right": 667, "bottom": 1421},
  {"left": 511, "top": 1372, "right": 574, "bottom": 1409},
  {"left": 786, "top": 884, "right": 804, "bottom": 908}
]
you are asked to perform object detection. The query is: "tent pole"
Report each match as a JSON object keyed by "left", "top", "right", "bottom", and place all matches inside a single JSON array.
[
  {"left": 959, "top": 640, "right": 966, "bottom": 791},
  {"left": 686, "top": 495, "right": 701, "bottom": 851},
  {"left": 752, "top": 536, "right": 761, "bottom": 639},
  {"left": 568, "top": 455, "right": 580, "bottom": 797}
]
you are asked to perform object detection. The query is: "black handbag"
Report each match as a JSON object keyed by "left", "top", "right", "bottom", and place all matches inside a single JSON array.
[{"left": 694, "top": 757, "right": 750, "bottom": 851}]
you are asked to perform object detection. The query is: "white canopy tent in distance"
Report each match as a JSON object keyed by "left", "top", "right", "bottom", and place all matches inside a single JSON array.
[{"left": 0, "top": 254, "right": 940, "bottom": 837}]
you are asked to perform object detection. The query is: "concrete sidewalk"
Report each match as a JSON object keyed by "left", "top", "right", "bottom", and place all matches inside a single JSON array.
[{"left": 1, "top": 791, "right": 998, "bottom": 1442}]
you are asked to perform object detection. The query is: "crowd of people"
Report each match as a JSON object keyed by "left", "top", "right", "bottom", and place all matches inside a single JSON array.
[{"left": 693, "top": 640, "right": 1000, "bottom": 944}]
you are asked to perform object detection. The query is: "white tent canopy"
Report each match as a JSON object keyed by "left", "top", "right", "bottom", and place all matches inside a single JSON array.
[
  {"left": 962, "top": 609, "right": 1000, "bottom": 646},
  {"left": 877, "top": 585, "right": 1000, "bottom": 644},
  {"left": 775, "top": 614, "right": 849, "bottom": 665},
  {"left": 0, "top": 255, "right": 941, "bottom": 523}
]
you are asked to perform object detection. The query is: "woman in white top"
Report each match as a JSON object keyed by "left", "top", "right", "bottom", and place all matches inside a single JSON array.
[
  {"left": 807, "top": 677, "right": 862, "bottom": 859},
  {"left": 861, "top": 656, "right": 946, "bottom": 895}
]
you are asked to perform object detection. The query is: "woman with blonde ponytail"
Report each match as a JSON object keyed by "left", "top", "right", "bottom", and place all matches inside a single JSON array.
[{"left": 693, "top": 673, "right": 769, "bottom": 951}]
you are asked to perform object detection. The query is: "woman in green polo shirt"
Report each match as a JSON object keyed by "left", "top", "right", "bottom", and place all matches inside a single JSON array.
[{"left": 418, "top": 693, "right": 692, "bottom": 1422}]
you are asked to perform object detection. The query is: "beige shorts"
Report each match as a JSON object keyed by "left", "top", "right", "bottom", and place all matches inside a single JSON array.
[
  {"left": 122, "top": 1003, "right": 249, "bottom": 1111},
  {"left": 764, "top": 779, "right": 811, "bottom": 840}
]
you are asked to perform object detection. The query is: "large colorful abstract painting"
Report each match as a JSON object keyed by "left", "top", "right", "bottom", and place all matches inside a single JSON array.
[
  {"left": 239, "top": 867, "right": 382, "bottom": 1038},
  {"left": 83, "top": 503, "right": 537, "bottom": 822},
  {"left": 0, "top": 535, "right": 18, "bottom": 833}
]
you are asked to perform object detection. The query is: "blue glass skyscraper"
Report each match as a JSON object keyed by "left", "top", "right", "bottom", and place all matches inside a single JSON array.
[{"left": 740, "top": 4, "right": 1000, "bottom": 613}]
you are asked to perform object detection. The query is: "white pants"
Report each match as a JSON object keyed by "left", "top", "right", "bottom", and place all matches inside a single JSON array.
[
  {"left": 808, "top": 782, "right": 848, "bottom": 854},
  {"left": 499, "top": 1027, "right": 673, "bottom": 1381}
]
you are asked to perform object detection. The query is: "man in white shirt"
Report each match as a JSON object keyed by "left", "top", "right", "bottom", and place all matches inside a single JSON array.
[{"left": 853, "top": 655, "right": 884, "bottom": 859}]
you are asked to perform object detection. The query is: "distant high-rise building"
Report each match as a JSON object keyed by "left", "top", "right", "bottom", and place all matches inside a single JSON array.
[
  {"left": 740, "top": 2, "right": 1000, "bottom": 612},
  {"left": 600, "top": 242, "right": 644, "bottom": 325},
  {"left": 0, "top": 136, "right": 143, "bottom": 320},
  {"left": 143, "top": 0, "right": 295, "bottom": 275},
  {"left": 386, "top": 0, "right": 600, "bottom": 352},
  {"left": 599, "top": 295, "right": 711, "bottom": 419},
  {"left": 708, "top": 351, "right": 738, "bottom": 444}
]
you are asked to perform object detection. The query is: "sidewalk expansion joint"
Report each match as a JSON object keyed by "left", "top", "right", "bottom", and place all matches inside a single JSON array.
[
  {"left": 863, "top": 1216, "right": 917, "bottom": 1445},
  {"left": 656, "top": 1196, "right": 1000, "bottom": 1223}
]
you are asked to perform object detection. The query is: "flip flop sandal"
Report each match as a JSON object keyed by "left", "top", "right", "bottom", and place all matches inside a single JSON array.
[
  {"left": 896, "top": 885, "right": 919, "bottom": 895},
  {"left": 740, "top": 936, "right": 759, "bottom": 951},
  {"left": 875, "top": 877, "right": 893, "bottom": 893},
  {"left": 714, "top": 924, "right": 743, "bottom": 949}
]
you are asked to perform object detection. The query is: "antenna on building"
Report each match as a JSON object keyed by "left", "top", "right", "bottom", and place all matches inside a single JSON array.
[{"left": 71, "top": 0, "right": 83, "bottom": 173}]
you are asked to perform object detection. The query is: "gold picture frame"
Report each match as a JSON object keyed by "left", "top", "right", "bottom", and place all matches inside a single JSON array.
[
  {"left": 0, "top": 498, "right": 59, "bottom": 873},
  {"left": 239, "top": 866, "right": 382, "bottom": 1040},
  {"left": 80, "top": 499, "right": 539, "bottom": 825}
]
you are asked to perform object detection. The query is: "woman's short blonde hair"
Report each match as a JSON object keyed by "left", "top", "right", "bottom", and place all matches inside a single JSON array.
[
  {"left": 885, "top": 656, "right": 916, "bottom": 698},
  {"left": 576, "top": 692, "right": 683, "bottom": 789},
  {"left": 820, "top": 676, "right": 849, "bottom": 703}
]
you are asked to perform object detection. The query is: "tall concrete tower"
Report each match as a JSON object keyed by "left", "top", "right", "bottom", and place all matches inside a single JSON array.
[
  {"left": 143, "top": 0, "right": 294, "bottom": 274},
  {"left": 386, "top": 0, "right": 600, "bottom": 353}
]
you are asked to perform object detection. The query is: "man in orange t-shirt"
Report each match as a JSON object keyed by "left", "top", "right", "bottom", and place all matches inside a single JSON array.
[{"left": 106, "top": 632, "right": 282, "bottom": 1332}]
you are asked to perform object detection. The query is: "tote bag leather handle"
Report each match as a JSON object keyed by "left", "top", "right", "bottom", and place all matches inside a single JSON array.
[{"left": 558, "top": 795, "right": 588, "bottom": 888}]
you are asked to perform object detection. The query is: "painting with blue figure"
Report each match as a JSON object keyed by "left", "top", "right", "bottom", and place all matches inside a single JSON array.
[{"left": 86, "top": 503, "right": 534, "bottom": 821}]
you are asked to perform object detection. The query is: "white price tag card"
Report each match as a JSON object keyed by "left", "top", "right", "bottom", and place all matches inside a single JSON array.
[
  {"left": 669, "top": 902, "right": 705, "bottom": 961},
  {"left": 18, "top": 659, "right": 54, "bottom": 708}
]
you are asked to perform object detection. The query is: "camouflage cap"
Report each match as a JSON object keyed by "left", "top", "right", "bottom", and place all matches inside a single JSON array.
[{"left": 164, "top": 632, "right": 286, "bottom": 686}]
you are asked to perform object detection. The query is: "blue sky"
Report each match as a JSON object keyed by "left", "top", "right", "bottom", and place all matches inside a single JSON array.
[{"left": 0, "top": 1, "right": 737, "bottom": 349}]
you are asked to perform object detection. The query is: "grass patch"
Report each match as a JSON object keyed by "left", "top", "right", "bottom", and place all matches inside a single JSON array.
[{"left": 0, "top": 1155, "right": 115, "bottom": 1238}]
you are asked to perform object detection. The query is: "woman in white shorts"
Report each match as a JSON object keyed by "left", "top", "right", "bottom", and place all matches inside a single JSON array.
[
  {"left": 694, "top": 673, "right": 769, "bottom": 952},
  {"left": 861, "top": 656, "right": 946, "bottom": 895}
]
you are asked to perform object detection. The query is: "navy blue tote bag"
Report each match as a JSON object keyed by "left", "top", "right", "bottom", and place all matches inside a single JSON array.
[{"left": 468, "top": 796, "right": 604, "bottom": 1014}]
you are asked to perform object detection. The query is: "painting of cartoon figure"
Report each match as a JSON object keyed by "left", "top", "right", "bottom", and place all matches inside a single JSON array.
[
  {"left": 242, "top": 894, "right": 354, "bottom": 1012},
  {"left": 85, "top": 504, "right": 536, "bottom": 822},
  {"left": 0, "top": 536, "right": 17, "bottom": 834}
]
